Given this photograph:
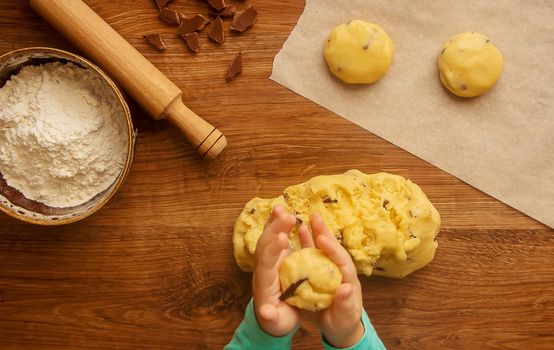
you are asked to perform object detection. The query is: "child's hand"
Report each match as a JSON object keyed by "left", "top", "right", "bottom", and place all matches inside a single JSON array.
[
  {"left": 252, "top": 205, "right": 300, "bottom": 337},
  {"left": 299, "top": 213, "right": 365, "bottom": 348}
]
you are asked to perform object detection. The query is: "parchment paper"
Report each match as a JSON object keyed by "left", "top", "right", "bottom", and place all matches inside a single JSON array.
[{"left": 271, "top": 0, "right": 554, "bottom": 228}]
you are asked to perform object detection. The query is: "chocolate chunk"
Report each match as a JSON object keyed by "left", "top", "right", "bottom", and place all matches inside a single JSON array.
[
  {"left": 296, "top": 217, "right": 303, "bottom": 225},
  {"left": 225, "top": 52, "right": 242, "bottom": 82},
  {"left": 279, "top": 278, "right": 308, "bottom": 301},
  {"left": 209, "top": 16, "right": 226, "bottom": 44},
  {"left": 183, "top": 32, "right": 201, "bottom": 53},
  {"left": 383, "top": 199, "right": 389, "bottom": 208},
  {"left": 209, "top": 5, "right": 236, "bottom": 18},
  {"left": 249, "top": 208, "right": 256, "bottom": 214},
  {"left": 323, "top": 196, "right": 338, "bottom": 204},
  {"left": 178, "top": 14, "right": 209, "bottom": 36},
  {"left": 336, "top": 230, "right": 344, "bottom": 244},
  {"left": 159, "top": 7, "right": 180, "bottom": 25},
  {"left": 230, "top": 5, "right": 257, "bottom": 32},
  {"left": 206, "top": 0, "right": 226, "bottom": 11},
  {"left": 143, "top": 34, "right": 166, "bottom": 51},
  {"left": 155, "top": 0, "right": 173, "bottom": 9}
]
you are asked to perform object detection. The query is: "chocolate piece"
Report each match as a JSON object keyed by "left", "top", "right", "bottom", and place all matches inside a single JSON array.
[
  {"left": 178, "top": 14, "right": 209, "bottom": 36},
  {"left": 209, "top": 16, "right": 225, "bottom": 44},
  {"left": 183, "top": 32, "right": 201, "bottom": 53},
  {"left": 279, "top": 278, "right": 308, "bottom": 301},
  {"left": 322, "top": 196, "right": 338, "bottom": 204},
  {"left": 143, "top": 34, "right": 166, "bottom": 51},
  {"left": 206, "top": 0, "right": 226, "bottom": 11},
  {"left": 383, "top": 199, "right": 389, "bottom": 208},
  {"left": 155, "top": 0, "right": 173, "bottom": 9},
  {"left": 296, "top": 217, "right": 303, "bottom": 225},
  {"left": 159, "top": 7, "right": 180, "bottom": 25},
  {"left": 231, "top": 5, "right": 257, "bottom": 32},
  {"left": 225, "top": 52, "right": 242, "bottom": 82},
  {"left": 209, "top": 5, "right": 236, "bottom": 18}
]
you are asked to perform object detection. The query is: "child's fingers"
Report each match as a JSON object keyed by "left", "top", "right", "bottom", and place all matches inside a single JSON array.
[
  {"left": 310, "top": 213, "right": 340, "bottom": 245},
  {"left": 256, "top": 232, "right": 289, "bottom": 270},
  {"left": 310, "top": 213, "right": 358, "bottom": 282},
  {"left": 316, "top": 234, "right": 358, "bottom": 283},
  {"left": 298, "top": 224, "right": 315, "bottom": 248},
  {"left": 253, "top": 233, "right": 288, "bottom": 294},
  {"left": 258, "top": 303, "right": 279, "bottom": 324},
  {"left": 267, "top": 206, "right": 296, "bottom": 234},
  {"left": 331, "top": 283, "right": 356, "bottom": 319},
  {"left": 258, "top": 206, "right": 296, "bottom": 250}
]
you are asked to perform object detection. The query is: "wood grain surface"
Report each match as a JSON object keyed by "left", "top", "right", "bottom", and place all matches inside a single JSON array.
[{"left": 0, "top": 1, "right": 552, "bottom": 349}]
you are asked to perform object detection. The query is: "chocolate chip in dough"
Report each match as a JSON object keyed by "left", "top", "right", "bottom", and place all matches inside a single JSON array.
[
  {"left": 143, "top": 34, "right": 167, "bottom": 51},
  {"left": 230, "top": 5, "right": 257, "bottom": 32},
  {"left": 279, "top": 278, "right": 308, "bottom": 301},
  {"left": 206, "top": 0, "right": 226, "bottom": 11},
  {"left": 178, "top": 14, "right": 209, "bottom": 35},
  {"left": 225, "top": 52, "right": 242, "bottom": 82},
  {"left": 322, "top": 196, "right": 338, "bottom": 204},
  {"left": 159, "top": 7, "right": 181, "bottom": 25},
  {"left": 183, "top": 32, "right": 201, "bottom": 53},
  {"left": 155, "top": 0, "right": 173, "bottom": 9},
  {"left": 209, "top": 16, "right": 226, "bottom": 44}
]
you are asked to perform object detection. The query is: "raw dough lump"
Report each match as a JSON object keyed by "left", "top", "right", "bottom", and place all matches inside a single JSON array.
[
  {"left": 233, "top": 170, "right": 441, "bottom": 278},
  {"left": 279, "top": 248, "right": 342, "bottom": 311},
  {"left": 438, "top": 32, "right": 504, "bottom": 97},
  {"left": 324, "top": 20, "right": 394, "bottom": 84}
]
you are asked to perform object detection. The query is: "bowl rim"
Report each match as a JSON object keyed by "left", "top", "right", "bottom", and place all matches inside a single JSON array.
[{"left": 0, "top": 47, "right": 135, "bottom": 226}]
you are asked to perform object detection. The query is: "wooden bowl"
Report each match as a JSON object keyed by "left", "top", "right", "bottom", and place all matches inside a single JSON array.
[{"left": 0, "top": 47, "right": 135, "bottom": 225}]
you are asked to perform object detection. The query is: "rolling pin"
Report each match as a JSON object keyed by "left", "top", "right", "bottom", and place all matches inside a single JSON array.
[{"left": 30, "top": 0, "right": 227, "bottom": 160}]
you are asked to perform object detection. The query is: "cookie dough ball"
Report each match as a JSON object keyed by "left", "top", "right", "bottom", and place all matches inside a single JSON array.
[
  {"left": 324, "top": 20, "right": 394, "bottom": 84},
  {"left": 279, "top": 248, "right": 342, "bottom": 311},
  {"left": 438, "top": 32, "right": 504, "bottom": 97}
]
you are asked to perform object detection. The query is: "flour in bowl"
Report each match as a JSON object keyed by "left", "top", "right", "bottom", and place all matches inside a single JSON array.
[{"left": 0, "top": 62, "right": 128, "bottom": 208}]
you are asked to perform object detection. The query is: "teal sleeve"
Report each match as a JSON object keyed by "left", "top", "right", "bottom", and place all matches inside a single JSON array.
[
  {"left": 322, "top": 309, "right": 387, "bottom": 350},
  {"left": 224, "top": 299, "right": 297, "bottom": 350}
]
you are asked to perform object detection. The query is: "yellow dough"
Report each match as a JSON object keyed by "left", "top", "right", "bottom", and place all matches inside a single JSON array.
[
  {"left": 233, "top": 170, "right": 441, "bottom": 278},
  {"left": 438, "top": 32, "right": 504, "bottom": 97},
  {"left": 324, "top": 20, "right": 394, "bottom": 84},
  {"left": 279, "top": 248, "right": 342, "bottom": 311}
]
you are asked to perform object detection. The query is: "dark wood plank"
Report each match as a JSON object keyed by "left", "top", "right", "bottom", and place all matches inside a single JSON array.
[{"left": 0, "top": 0, "right": 552, "bottom": 349}]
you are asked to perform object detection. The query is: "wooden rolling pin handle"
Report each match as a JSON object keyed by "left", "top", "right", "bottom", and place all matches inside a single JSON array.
[
  {"left": 164, "top": 97, "right": 227, "bottom": 161},
  {"left": 29, "top": 0, "right": 227, "bottom": 160}
]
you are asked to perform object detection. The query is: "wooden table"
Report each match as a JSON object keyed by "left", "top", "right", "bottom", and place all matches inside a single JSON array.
[{"left": 1, "top": 1, "right": 552, "bottom": 349}]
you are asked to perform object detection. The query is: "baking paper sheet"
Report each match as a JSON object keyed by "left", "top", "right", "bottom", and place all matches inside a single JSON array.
[{"left": 271, "top": 0, "right": 554, "bottom": 228}]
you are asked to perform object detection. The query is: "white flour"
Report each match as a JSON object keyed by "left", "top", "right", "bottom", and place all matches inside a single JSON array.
[{"left": 0, "top": 62, "right": 128, "bottom": 208}]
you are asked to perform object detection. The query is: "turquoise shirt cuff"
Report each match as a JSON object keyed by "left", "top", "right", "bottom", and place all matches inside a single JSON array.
[{"left": 322, "top": 309, "right": 387, "bottom": 350}]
